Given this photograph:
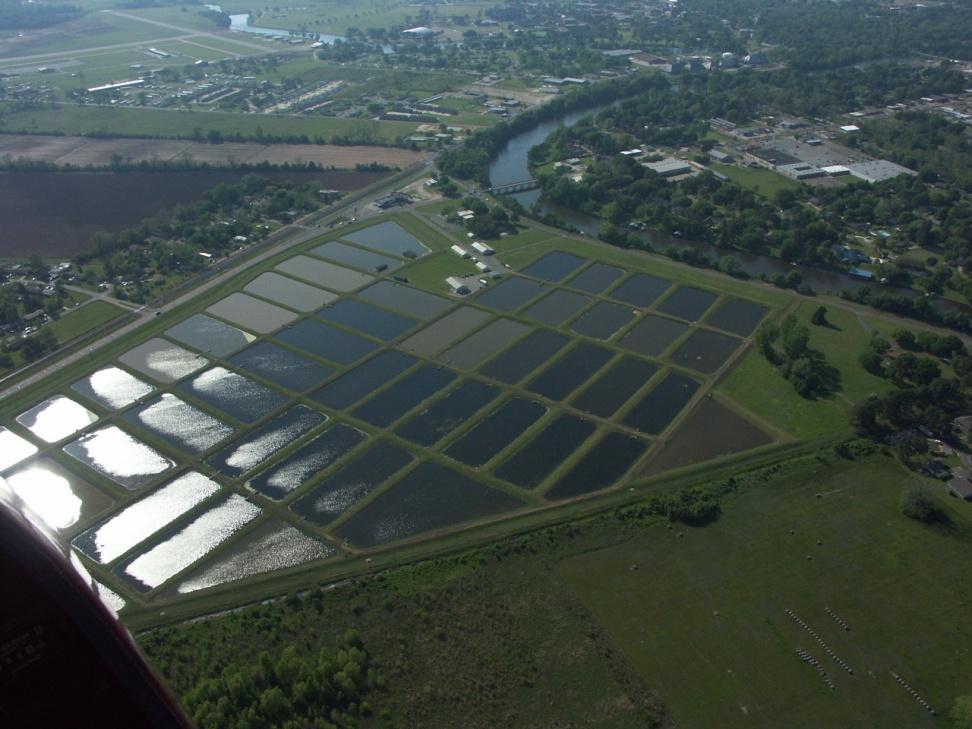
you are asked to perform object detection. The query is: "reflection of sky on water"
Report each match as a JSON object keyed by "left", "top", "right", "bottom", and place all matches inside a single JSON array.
[
  {"left": 64, "top": 426, "right": 173, "bottom": 489},
  {"left": 17, "top": 395, "right": 98, "bottom": 443},
  {"left": 143, "top": 343, "right": 207, "bottom": 380},
  {"left": 73, "top": 366, "right": 154, "bottom": 410},
  {"left": 69, "top": 551, "right": 126, "bottom": 614},
  {"left": 187, "top": 366, "right": 286, "bottom": 422},
  {"left": 0, "top": 427, "right": 37, "bottom": 471},
  {"left": 133, "top": 394, "right": 234, "bottom": 453},
  {"left": 123, "top": 494, "right": 261, "bottom": 590},
  {"left": 5, "top": 464, "right": 83, "bottom": 530},
  {"left": 223, "top": 408, "right": 323, "bottom": 472},
  {"left": 178, "top": 524, "right": 331, "bottom": 593},
  {"left": 76, "top": 471, "right": 220, "bottom": 564}
]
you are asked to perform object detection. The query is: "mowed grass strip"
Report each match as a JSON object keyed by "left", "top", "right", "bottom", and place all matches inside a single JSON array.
[
  {"left": 47, "top": 300, "right": 127, "bottom": 341},
  {"left": 559, "top": 455, "right": 972, "bottom": 728}
]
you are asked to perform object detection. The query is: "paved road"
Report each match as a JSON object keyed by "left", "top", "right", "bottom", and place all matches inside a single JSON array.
[
  {"left": 104, "top": 10, "right": 275, "bottom": 53},
  {"left": 63, "top": 284, "right": 143, "bottom": 312}
]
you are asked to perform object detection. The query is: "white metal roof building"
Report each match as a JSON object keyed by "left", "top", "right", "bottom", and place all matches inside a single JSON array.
[
  {"left": 642, "top": 158, "right": 692, "bottom": 177},
  {"left": 846, "top": 160, "right": 917, "bottom": 183}
]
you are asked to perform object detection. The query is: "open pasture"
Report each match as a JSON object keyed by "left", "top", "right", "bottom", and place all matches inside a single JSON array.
[{"left": 559, "top": 456, "right": 970, "bottom": 728}]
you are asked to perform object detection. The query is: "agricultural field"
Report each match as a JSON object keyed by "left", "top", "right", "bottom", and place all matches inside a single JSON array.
[
  {"left": 0, "top": 211, "right": 802, "bottom": 615},
  {"left": 0, "top": 134, "right": 425, "bottom": 168},
  {"left": 0, "top": 104, "right": 417, "bottom": 144},
  {"left": 0, "top": 168, "right": 389, "bottom": 257},
  {"left": 560, "top": 454, "right": 971, "bottom": 728}
]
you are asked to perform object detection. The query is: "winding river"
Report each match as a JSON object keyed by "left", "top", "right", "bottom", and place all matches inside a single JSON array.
[{"left": 487, "top": 105, "right": 968, "bottom": 315}]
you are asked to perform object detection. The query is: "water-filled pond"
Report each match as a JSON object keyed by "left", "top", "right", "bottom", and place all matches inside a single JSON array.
[
  {"left": 124, "top": 393, "right": 235, "bottom": 455},
  {"left": 706, "top": 299, "right": 768, "bottom": 337},
  {"left": 118, "top": 494, "right": 261, "bottom": 591},
  {"left": 5, "top": 458, "right": 113, "bottom": 532},
  {"left": 568, "top": 262, "right": 625, "bottom": 293},
  {"left": 72, "top": 471, "right": 221, "bottom": 564},
  {"left": 358, "top": 281, "right": 452, "bottom": 319},
  {"left": 165, "top": 314, "right": 255, "bottom": 356},
  {"left": 480, "top": 329, "right": 570, "bottom": 384},
  {"left": 570, "top": 301, "right": 636, "bottom": 340},
  {"left": 622, "top": 371, "right": 700, "bottom": 434},
  {"left": 317, "top": 298, "right": 418, "bottom": 340},
  {"left": 352, "top": 365, "right": 457, "bottom": 428},
  {"left": 475, "top": 276, "right": 545, "bottom": 311},
  {"left": 619, "top": 315, "right": 689, "bottom": 357},
  {"left": 276, "top": 318, "right": 380, "bottom": 365},
  {"left": 72, "top": 366, "right": 154, "bottom": 411},
  {"left": 207, "top": 292, "right": 299, "bottom": 334},
  {"left": 179, "top": 367, "right": 288, "bottom": 423},
  {"left": 657, "top": 286, "right": 718, "bottom": 321},
  {"left": 642, "top": 397, "right": 773, "bottom": 476},
  {"left": 609, "top": 273, "right": 673, "bottom": 308},
  {"left": 247, "top": 423, "right": 366, "bottom": 500},
  {"left": 244, "top": 271, "right": 338, "bottom": 312},
  {"left": 0, "top": 427, "right": 38, "bottom": 471},
  {"left": 439, "top": 318, "right": 530, "bottom": 370},
  {"left": 17, "top": 395, "right": 98, "bottom": 443},
  {"left": 205, "top": 405, "right": 326, "bottom": 478},
  {"left": 290, "top": 441, "right": 414, "bottom": 525},
  {"left": 335, "top": 462, "right": 522, "bottom": 547},
  {"left": 570, "top": 356, "right": 659, "bottom": 418},
  {"left": 522, "top": 251, "right": 587, "bottom": 281},
  {"left": 669, "top": 329, "right": 742, "bottom": 374},
  {"left": 522, "top": 289, "right": 591, "bottom": 326},
  {"left": 64, "top": 425, "right": 174, "bottom": 490},
  {"left": 276, "top": 255, "right": 374, "bottom": 292},
  {"left": 444, "top": 397, "right": 547, "bottom": 467},
  {"left": 545, "top": 432, "right": 647, "bottom": 500},
  {"left": 493, "top": 414, "right": 596, "bottom": 489},
  {"left": 312, "top": 240, "right": 402, "bottom": 272},
  {"left": 395, "top": 379, "right": 499, "bottom": 446},
  {"left": 400, "top": 307, "right": 491, "bottom": 356},
  {"left": 176, "top": 520, "right": 333, "bottom": 594},
  {"left": 313, "top": 350, "right": 416, "bottom": 409},
  {"left": 229, "top": 341, "right": 335, "bottom": 392},
  {"left": 118, "top": 338, "right": 208, "bottom": 384},
  {"left": 342, "top": 220, "right": 430, "bottom": 258},
  {"left": 525, "top": 343, "right": 614, "bottom": 401}
]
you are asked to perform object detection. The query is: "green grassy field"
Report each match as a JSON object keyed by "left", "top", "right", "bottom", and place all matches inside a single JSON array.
[
  {"left": 47, "top": 299, "right": 126, "bottom": 341},
  {"left": 710, "top": 162, "right": 801, "bottom": 197},
  {"left": 0, "top": 104, "right": 416, "bottom": 144},
  {"left": 559, "top": 454, "right": 971, "bottom": 728},
  {"left": 719, "top": 346, "right": 849, "bottom": 440},
  {"left": 718, "top": 299, "right": 902, "bottom": 440}
]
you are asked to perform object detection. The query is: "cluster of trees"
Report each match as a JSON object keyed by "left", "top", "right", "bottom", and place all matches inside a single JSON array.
[
  {"left": 444, "top": 197, "right": 516, "bottom": 239},
  {"left": 852, "top": 327, "right": 969, "bottom": 437},
  {"left": 0, "top": 1, "right": 82, "bottom": 30},
  {"left": 178, "top": 630, "right": 378, "bottom": 729},
  {"left": 841, "top": 286, "right": 970, "bottom": 333},
  {"left": 851, "top": 112, "right": 972, "bottom": 192},
  {"left": 666, "top": 0, "right": 972, "bottom": 70},
  {"left": 74, "top": 175, "right": 322, "bottom": 302},
  {"left": 756, "top": 312, "right": 839, "bottom": 399}
]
